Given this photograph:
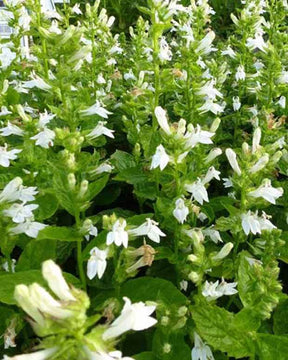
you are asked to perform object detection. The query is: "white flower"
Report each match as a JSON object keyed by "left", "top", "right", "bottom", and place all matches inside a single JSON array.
[
  {"left": 278, "top": 70, "right": 288, "bottom": 84},
  {"left": 49, "top": 20, "right": 62, "bottom": 34},
  {"left": 246, "top": 34, "right": 267, "bottom": 52},
  {"left": 184, "top": 124, "right": 214, "bottom": 149},
  {"left": 241, "top": 211, "right": 275, "bottom": 235},
  {"left": 129, "top": 218, "right": 166, "bottom": 243},
  {"left": 248, "top": 179, "right": 283, "bottom": 204},
  {"left": 72, "top": 3, "right": 82, "bottom": 14},
  {"left": 92, "top": 162, "right": 114, "bottom": 175},
  {"left": 205, "top": 148, "right": 222, "bottom": 163},
  {"left": 84, "top": 224, "right": 98, "bottom": 241},
  {"left": 252, "top": 127, "right": 261, "bottom": 154},
  {"left": 249, "top": 154, "right": 269, "bottom": 173},
  {"left": 30, "top": 128, "right": 55, "bottom": 149},
  {"left": 202, "top": 278, "right": 237, "bottom": 301},
  {"left": 42, "top": 260, "right": 76, "bottom": 301},
  {"left": 158, "top": 37, "right": 172, "bottom": 61},
  {"left": 259, "top": 211, "right": 277, "bottom": 232},
  {"left": 87, "top": 121, "right": 115, "bottom": 140},
  {"left": 0, "top": 106, "right": 12, "bottom": 116},
  {"left": 0, "top": 145, "right": 22, "bottom": 167},
  {"left": 212, "top": 242, "right": 233, "bottom": 261},
  {"left": 192, "top": 332, "right": 214, "bottom": 360},
  {"left": 233, "top": 96, "right": 241, "bottom": 111},
  {"left": 196, "top": 80, "right": 223, "bottom": 101},
  {"left": 235, "top": 65, "right": 246, "bottom": 81},
  {"left": 97, "top": 73, "right": 106, "bottom": 84},
  {"left": 80, "top": 101, "right": 112, "bottom": 118},
  {"left": 102, "top": 297, "right": 157, "bottom": 340},
  {"left": 196, "top": 31, "right": 217, "bottom": 55},
  {"left": 150, "top": 145, "right": 169, "bottom": 171},
  {"left": 3, "top": 203, "right": 38, "bottom": 223},
  {"left": 203, "top": 227, "right": 222, "bottom": 243},
  {"left": 106, "top": 219, "right": 129, "bottom": 248},
  {"left": 0, "top": 48, "right": 16, "bottom": 69},
  {"left": 86, "top": 350, "right": 134, "bottom": 360},
  {"left": 225, "top": 148, "right": 241, "bottom": 175},
  {"left": 223, "top": 177, "right": 233, "bottom": 188},
  {"left": 221, "top": 46, "right": 236, "bottom": 58},
  {"left": 185, "top": 179, "right": 209, "bottom": 205},
  {"left": 173, "top": 198, "right": 189, "bottom": 224},
  {"left": 87, "top": 247, "right": 108, "bottom": 280},
  {"left": 22, "top": 73, "right": 51, "bottom": 91},
  {"left": 0, "top": 121, "right": 24, "bottom": 137},
  {"left": 124, "top": 70, "right": 137, "bottom": 81},
  {"left": 3, "top": 348, "right": 58, "bottom": 360},
  {"left": 202, "top": 166, "right": 221, "bottom": 185},
  {"left": 180, "top": 280, "right": 188, "bottom": 291},
  {"left": 10, "top": 221, "right": 47, "bottom": 238},
  {"left": 2, "top": 259, "right": 16, "bottom": 272},
  {"left": 0, "top": 178, "right": 23, "bottom": 204},
  {"left": 277, "top": 96, "right": 286, "bottom": 109},
  {"left": 198, "top": 99, "right": 225, "bottom": 115},
  {"left": 38, "top": 110, "right": 56, "bottom": 128},
  {"left": 18, "top": 185, "right": 38, "bottom": 202},
  {"left": 154, "top": 106, "right": 171, "bottom": 135}
]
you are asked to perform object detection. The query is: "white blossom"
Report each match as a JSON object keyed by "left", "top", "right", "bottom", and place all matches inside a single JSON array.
[
  {"left": 223, "top": 177, "right": 233, "bottom": 188},
  {"left": 0, "top": 122, "right": 24, "bottom": 137},
  {"left": 2, "top": 259, "right": 16, "bottom": 273},
  {"left": 3, "top": 203, "right": 38, "bottom": 223},
  {"left": 180, "top": 280, "right": 188, "bottom": 291},
  {"left": 173, "top": 198, "right": 189, "bottom": 224},
  {"left": 30, "top": 128, "right": 55, "bottom": 149},
  {"left": 158, "top": 37, "right": 172, "bottom": 61},
  {"left": 248, "top": 180, "right": 283, "bottom": 204},
  {"left": 154, "top": 106, "right": 171, "bottom": 135},
  {"left": 0, "top": 106, "right": 12, "bottom": 116},
  {"left": 80, "top": 101, "right": 112, "bottom": 118},
  {"left": 10, "top": 221, "right": 47, "bottom": 238},
  {"left": 0, "top": 145, "right": 22, "bottom": 167},
  {"left": 92, "top": 162, "right": 114, "bottom": 175},
  {"left": 0, "top": 48, "right": 16, "bottom": 69},
  {"left": 278, "top": 70, "right": 288, "bottom": 84},
  {"left": 225, "top": 148, "right": 241, "bottom": 175},
  {"left": 124, "top": 70, "right": 137, "bottom": 81},
  {"left": 249, "top": 154, "right": 269, "bottom": 173},
  {"left": 246, "top": 34, "right": 267, "bottom": 52},
  {"left": 22, "top": 73, "right": 51, "bottom": 91},
  {"left": 204, "top": 148, "right": 222, "bottom": 163},
  {"left": 129, "top": 218, "right": 166, "bottom": 243},
  {"left": 72, "top": 3, "right": 82, "bottom": 14},
  {"left": 38, "top": 110, "right": 56, "bottom": 128},
  {"left": 212, "top": 242, "right": 233, "bottom": 261},
  {"left": 49, "top": 20, "right": 62, "bottom": 34},
  {"left": 150, "top": 144, "right": 169, "bottom": 171},
  {"left": 221, "top": 46, "right": 236, "bottom": 58},
  {"left": 2, "top": 348, "right": 58, "bottom": 360},
  {"left": 232, "top": 96, "right": 241, "bottom": 111},
  {"left": 252, "top": 127, "right": 261, "bottom": 153},
  {"left": 106, "top": 219, "right": 129, "bottom": 248},
  {"left": 196, "top": 80, "right": 223, "bottom": 101},
  {"left": 198, "top": 99, "right": 225, "bottom": 115},
  {"left": 192, "top": 332, "right": 214, "bottom": 360},
  {"left": 241, "top": 211, "right": 276, "bottom": 235},
  {"left": 87, "top": 247, "right": 108, "bottom": 280},
  {"left": 277, "top": 96, "right": 286, "bottom": 109},
  {"left": 235, "top": 65, "right": 246, "bottom": 81},
  {"left": 203, "top": 227, "right": 222, "bottom": 243},
  {"left": 196, "top": 31, "right": 217, "bottom": 55},
  {"left": 0, "top": 178, "right": 23, "bottom": 204},
  {"left": 202, "top": 278, "right": 237, "bottom": 301},
  {"left": 103, "top": 297, "right": 157, "bottom": 340},
  {"left": 87, "top": 121, "right": 115, "bottom": 140},
  {"left": 202, "top": 166, "right": 221, "bottom": 185},
  {"left": 184, "top": 124, "right": 214, "bottom": 148},
  {"left": 86, "top": 350, "right": 134, "bottom": 360},
  {"left": 185, "top": 178, "right": 209, "bottom": 205}
]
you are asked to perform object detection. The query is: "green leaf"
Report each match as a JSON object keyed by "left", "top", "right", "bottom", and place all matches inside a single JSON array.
[
  {"left": 191, "top": 303, "right": 255, "bottom": 358},
  {"left": 111, "top": 150, "right": 137, "bottom": 171},
  {"left": 134, "top": 352, "right": 157, "bottom": 360},
  {"left": 17, "top": 239, "right": 57, "bottom": 270},
  {"left": 85, "top": 175, "right": 109, "bottom": 202},
  {"left": 273, "top": 299, "right": 288, "bottom": 335},
  {"left": 120, "top": 277, "right": 187, "bottom": 306},
  {"left": 256, "top": 334, "right": 288, "bottom": 360},
  {"left": 34, "top": 193, "right": 59, "bottom": 220},
  {"left": 37, "top": 226, "right": 82, "bottom": 242}
]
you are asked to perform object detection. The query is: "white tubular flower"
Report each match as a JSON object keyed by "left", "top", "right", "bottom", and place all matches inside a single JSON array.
[
  {"left": 0, "top": 48, "right": 16, "bottom": 69},
  {"left": 202, "top": 227, "right": 222, "bottom": 243},
  {"left": 191, "top": 332, "right": 214, "bottom": 360},
  {"left": 248, "top": 179, "right": 283, "bottom": 204},
  {"left": 106, "top": 219, "right": 129, "bottom": 248},
  {"left": 249, "top": 154, "right": 269, "bottom": 173},
  {"left": 232, "top": 96, "right": 241, "bottom": 111},
  {"left": 196, "top": 80, "right": 223, "bottom": 101},
  {"left": 80, "top": 100, "right": 112, "bottom": 118},
  {"left": 72, "top": 3, "right": 82, "bottom": 14},
  {"left": 225, "top": 148, "right": 241, "bottom": 175},
  {"left": 154, "top": 106, "right": 171, "bottom": 135},
  {"left": 128, "top": 218, "right": 166, "bottom": 243},
  {"left": 3, "top": 347, "right": 58, "bottom": 360},
  {"left": 86, "top": 350, "right": 134, "bottom": 360},
  {"left": 18, "top": 185, "right": 38, "bottom": 202},
  {"left": 102, "top": 297, "right": 157, "bottom": 340},
  {"left": 0, "top": 177, "right": 23, "bottom": 203},
  {"left": 246, "top": 34, "right": 267, "bottom": 52},
  {"left": 0, "top": 121, "right": 24, "bottom": 137},
  {"left": 223, "top": 177, "right": 233, "bottom": 188},
  {"left": 92, "top": 162, "right": 114, "bottom": 175},
  {"left": 38, "top": 110, "right": 56, "bottom": 128},
  {"left": 158, "top": 37, "right": 172, "bottom": 61},
  {"left": 150, "top": 145, "right": 169, "bottom": 171},
  {"left": 221, "top": 46, "right": 236, "bottom": 58},
  {"left": 196, "top": 31, "right": 216, "bottom": 55},
  {"left": 87, "top": 121, "right": 115, "bottom": 140},
  {"left": 126, "top": 242, "right": 156, "bottom": 273},
  {"left": 212, "top": 242, "right": 233, "bottom": 261},
  {"left": 173, "top": 198, "right": 189, "bottom": 224},
  {"left": 259, "top": 212, "right": 276, "bottom": 232},
  {"left": 10, "top": 221, "right": 47, "bottom": 238},
  {"left": 202, "top": 166, "right": 221, "bottom": 185},
  {"left": 29, "top": 283, "right": 72, "bottom": 319},
  {"left": 252, "top": 127, "right": 261, "bottom": 154},
  {"left": 241, "top": 211, "right": 261, "bottom": 235},
  {"left": 205, "top": 148, "right": 222, "bottom": 163},
  {"left": 30, "top": 128, "right": 55, "bottom": 149},
  {"left": 87, "top": 247, "right": 108, "bottom": 280},
  {"left": 22, "top": 73, "right": 51, "bottom": 91},
  {"left": 198, "top": 99, "right": 225, "bottom": 115},
  {"left": 0, "top": 106, "right": 12, "bottom": 116},
  {"left": 0, "top": 145, "right": 22, "bottom": 167},
  {"left": 3, "top": 203, "right": 38, "bottom": 223},
  {"left": 235, "top": 65, "right": 246, "bottom": 81},
  {"left": 185, "top": 179, "right": 209, "bottom": 205},
  {"left": 202, "top": 279, "right": 237, "bottom": 301},
  {"left": 277, "top": 96, "right": 286, "bottom": 109},
  {"left": 184, "top": 124, "right": 215, "bottom": 149},
  {"left": 42, "top": 260, "right": 76, "bottom": 301}
]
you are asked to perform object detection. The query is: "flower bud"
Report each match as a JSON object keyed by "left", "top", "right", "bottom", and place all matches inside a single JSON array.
[
  {"left": 225, "top": 148, "right": 241, "bottom": 175},
  {"left": 161, "top": 316, "right": 169, "bottom": 326},
  {"left": 252, "top": 127, "right": 261, "bottom": 153},
  {"left": 16, "top": 104, "right": 30, "bottom": 123},
  {"left": 163, "top": 343, "right": 171, "bottom": 354},
  {"left": 188, "top": 271, "right": 200, "bottom": 283},
  {"left": 177, "top": 306, "right": 188, "bottom": 317},
  {"left": 249, "top": 154, "right": 269, "bottom": 173},
  {"left": 210, "top": 117, "right": 221, "bottom": 132},
  {"left": 270, "top": 151, "right": 282, "bottom": 164},
  {"left": 242, "top": 142, "right": 250, "bottom": 155},
  {"left": 67, "top": 173, "right": 76, "bottom": 190},
  {"left": 187, "top": 254, "right": 198, "bottom": 263},
  {"left": 212, "top": 242, "right": 233, "bottom": 261},
  {"left": 205, "top": 148, "right": 222, "bottom": 163},
  {"left": 78, "top": 180, "right": 89, "bottom": 198}
]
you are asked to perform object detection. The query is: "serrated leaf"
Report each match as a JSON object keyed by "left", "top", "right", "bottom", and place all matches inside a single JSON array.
[
  {"left": 111, "top": 150, "right": 137, "bottom": 171},
  {"left": 257, "top": 334, "right": 288, "bottom": 360},
  {"left": 34, "top": 193, "right": 59, "bottom": 220}
]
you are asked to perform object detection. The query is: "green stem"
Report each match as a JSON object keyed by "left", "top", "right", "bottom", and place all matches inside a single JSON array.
[{"left": 75, "top": 212, "right": 87, "bottom": 291}]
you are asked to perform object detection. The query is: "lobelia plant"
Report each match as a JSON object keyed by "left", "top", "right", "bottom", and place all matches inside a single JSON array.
[{"left": 0, "top": 0, "right": 287, "bottom": 359}]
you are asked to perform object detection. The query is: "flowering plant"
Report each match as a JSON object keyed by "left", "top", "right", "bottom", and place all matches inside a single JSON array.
[{"left": 0, "top": 0, "right": 288, "bottom": 359}]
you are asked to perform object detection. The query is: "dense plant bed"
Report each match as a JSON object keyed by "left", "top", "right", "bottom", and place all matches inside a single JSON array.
[{"left": 0, "top": 0, "right": 288, "bottom": 359}]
